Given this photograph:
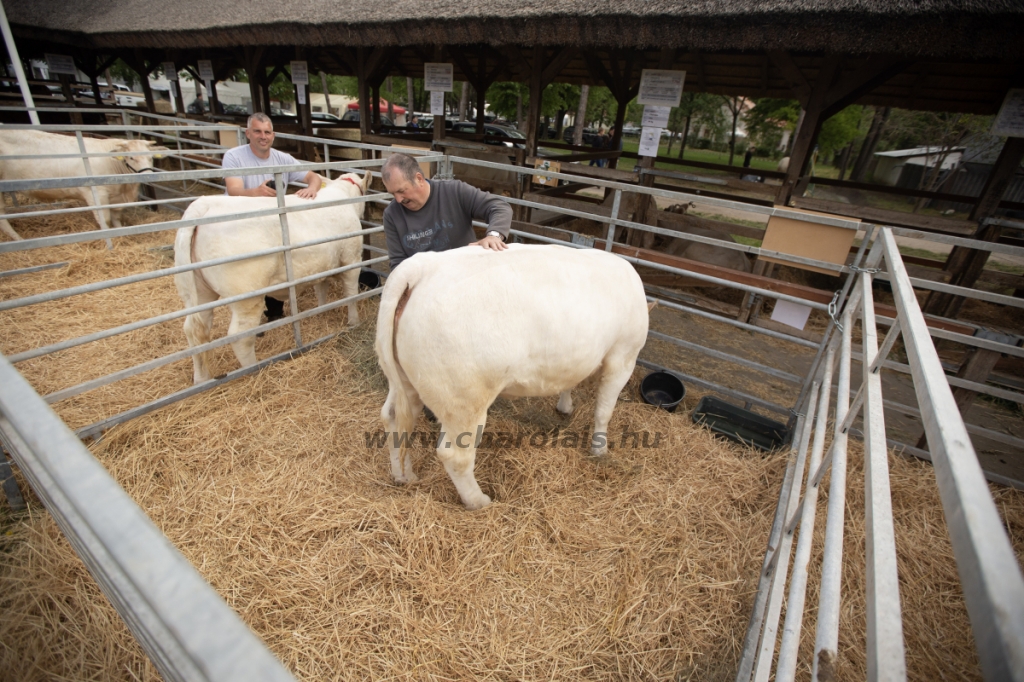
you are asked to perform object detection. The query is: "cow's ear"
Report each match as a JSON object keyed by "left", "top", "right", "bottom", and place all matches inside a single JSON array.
[
  {"left": 360, "top": 171, "right": 371, "bottom": 194},
  {"left": 110, "top": 141, "right": 129, "bottom": 160}
]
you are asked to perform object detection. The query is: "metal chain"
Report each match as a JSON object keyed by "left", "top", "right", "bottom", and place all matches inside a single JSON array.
[
  {"left": 848, "top": 264, "right": 880, "bottom": 274},
  {"left": 828, "top": 290, "right": 843, "bottom": 332}
]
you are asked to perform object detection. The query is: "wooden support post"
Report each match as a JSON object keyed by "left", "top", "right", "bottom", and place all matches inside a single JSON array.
[
  {"left": 133, "top": 50, "right": 156, "bottom": 114},
  {"left": 432, "top": 46, "right": 446, "bottom": 146},
  {"left": 321, "top": 71, "right": 332, "bottom": 116},
  {"left": 56, "top": 74, "right": 83, "bottom": 124},
  {"left": 923, "top": 136, "right": 1024, "bottom": 317},
  {"left": 775, "top": 59, "right": 836, "bottom": 206},
  {"left": 295, "top": 48, "right": 314, "bottom": 159}
]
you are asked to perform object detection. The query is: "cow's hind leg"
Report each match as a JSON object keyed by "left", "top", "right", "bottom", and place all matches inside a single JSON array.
[
  {"left": 381, "top": 382, "right": 423, "bottom": 484},
  {"left": 181, "top": 290, "right": 217, "bottom": 384},
  {"left": 590, "top": 356, "right": 636, "bottom": 456},
  {"left": 340, "top": 266, "right": 360, "bottom": 327},
  {"left": 226, "top": 298, "right": 266, "bottom": 369},
  {"left": 0, "top": 198, "right": 22, "bottom": 241},
  {"left": 436, "top": 411, "right": 492, "bottom": 510}
]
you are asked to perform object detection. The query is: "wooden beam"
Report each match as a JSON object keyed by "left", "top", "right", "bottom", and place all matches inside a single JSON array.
[
  {"left": 822, "top": 56, "right": 910, "bottom": 119},
  {"left": 767, "top": 51, "right": 811, "bottom": 103}
]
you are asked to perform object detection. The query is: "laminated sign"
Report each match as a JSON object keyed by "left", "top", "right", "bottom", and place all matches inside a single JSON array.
[
  {"left": 424, "top": 63, "right": 454, "bottom": 92},
  {"left": 430, "top": 91, "right": 445, "bottom": 116},
  {"left": 638, "top": 127, "right": 662, "bottom": 157},
  {"left": 197, "top": 60, "right": 215, "bottom": 82},
  {"left": 637, "top": 70, "right": 686, "bottom": 107},
  {"left": 290, "top": 61, "right": 309, "bottom": 85},
  {"left": 642, "top": 105, "right": 671, "bottom": 128},
  {"left": 45, "top": 54, "right": 76, "bottom": 76}
]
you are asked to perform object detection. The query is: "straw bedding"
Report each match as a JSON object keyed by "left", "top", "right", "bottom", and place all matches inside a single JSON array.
[{"left": 1, "top": 205, "right": 1023, "bottom": 681}]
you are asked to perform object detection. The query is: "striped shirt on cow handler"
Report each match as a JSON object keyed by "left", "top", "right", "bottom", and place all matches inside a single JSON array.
[{"left": 380, "top": 153, "right": 512, "bottom": 271}]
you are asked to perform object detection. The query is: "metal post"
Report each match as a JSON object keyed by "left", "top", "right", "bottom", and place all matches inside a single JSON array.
[
  {"left": 275, "top": 171, "right": 302, "bottom": 347},
  {"left": 604, "top": 189, "right": 622, "bottom": 252},
  {"left": 174, "top": 128, "right": 187, "bottom": 193},
  {"left": 859, "top": 272, "right": 907, "bottom": 682},
  {"left": 75, "top": 131, "right": 113, "bottom": 250},
  {"left": 323, "top": 144, "right": 330, "bottom": 180},
  {"left": 0, "top": 1, "right": 38, "bottom": 125},
  {"left": 121, "top": 110, "right": 132, "bottom": 139}
]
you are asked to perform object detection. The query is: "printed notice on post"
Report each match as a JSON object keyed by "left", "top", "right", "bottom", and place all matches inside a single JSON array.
[
  {"left": 637, "top": 70, "right": 686, "bottom": 107},
  {"left": 992, "top": 89, "right": 1024, "bottom": 138},
  {"left": 642, "top": 105, "right": 671, "bottom": 128},
  {"left": 424, "top": 63, "right": 454, "bottom": 92},
  {"left": 197, "top": 60, "right": 215, "bottom": 81},
  {"left": 290, "top": 61, "right": 309, "bottom": 85},
  {"left": 638, "top": 127, "right": 662, "bottom": 157},
  {"left": 430, "top": 91, "right": 445, "bottom": 115},
  {"left": 45, "top": 54, "right": 76, "bottom": 76}
]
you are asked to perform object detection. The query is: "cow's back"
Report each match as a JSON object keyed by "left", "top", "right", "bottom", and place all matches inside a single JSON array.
[{"left": 395, "top": 244, "right": 648, "bottom": 397}]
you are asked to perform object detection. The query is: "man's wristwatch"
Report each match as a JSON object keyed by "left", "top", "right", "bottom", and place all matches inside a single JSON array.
[{"left": 486, "top": 230, "right": 504, "bottom": 241}]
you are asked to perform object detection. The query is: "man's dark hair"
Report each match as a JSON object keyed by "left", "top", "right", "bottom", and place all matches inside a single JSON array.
[{"left": 381, "top": 153, "right": 423, "bottom": 185}]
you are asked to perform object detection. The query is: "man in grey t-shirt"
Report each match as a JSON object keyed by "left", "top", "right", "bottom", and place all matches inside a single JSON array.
[
  {"left": 381, "top": 153, "right": 512, "bottom": 270},
  {"left": 222, "top": 112, "right": 321, "bottom": 199}
]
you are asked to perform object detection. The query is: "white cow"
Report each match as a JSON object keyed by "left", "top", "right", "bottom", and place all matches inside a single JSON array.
[
  {"left": 375, "top": 244, "right": 650, "bottom": 510},
  {"left": 174, "top": 171, "right": 371, "bottom": 384},
  {"left": 0, "top": 129, "right": 164, "bottom": 241},
  {"left": 777, "top": 156, "right": 790, "bottom": 173}
]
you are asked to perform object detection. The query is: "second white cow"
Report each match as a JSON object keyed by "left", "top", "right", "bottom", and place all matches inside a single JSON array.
[
  {"left": 376, "top": 243, "right": 650, "bottom": 510},
  {"left": 174, "top": 171, "right": 371, "bottom": 384},
  {"left": 0, "top": 129, "right": 164, "bottom": 241}
]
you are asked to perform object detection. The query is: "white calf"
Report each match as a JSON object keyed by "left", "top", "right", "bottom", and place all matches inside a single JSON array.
[
  {"left": 174, "top": 171, "right": 371, "bottom": 384},
  {"left": 375, "top": 244, "right": 650, "bottom": 510},
  {"left": 0, "top": 129, "right": 163, "bottom": 241}
]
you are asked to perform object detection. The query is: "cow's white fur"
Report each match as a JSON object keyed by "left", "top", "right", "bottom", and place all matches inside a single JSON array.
[
  {"left": 174, "top": 171, "right": 370, "bottom": 384},
  {"left": 375, "top": 244, "right": 650, "bottom": 510},
  {"left": 0, "top": 130, "right": 162, "bottom": 241}
]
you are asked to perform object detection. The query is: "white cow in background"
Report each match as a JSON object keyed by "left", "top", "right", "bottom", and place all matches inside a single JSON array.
[
  {"left": 375, "top": 244, "right": 650, "bottom": 510},
  {"left": 174, "top": 171, "right": 371, "bottom": 384},
  {"left": 0, "top": 129, "right": 164, "bottom": 241}
]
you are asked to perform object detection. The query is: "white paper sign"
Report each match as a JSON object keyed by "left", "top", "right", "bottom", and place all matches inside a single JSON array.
[
  {"left": 992, "top": 88, "right": 1024, "bottom": 138},
  {"left": 290, "top": 61, "right": 309, "bottom": 85},
  {"left": 197, "top": 60, "right": 214, "bottom": 82},
  {"left": 204, "top": 80, "right": 213, "bottom": 101},
  {"left": 297, "top": 83, "right": 306, "bottom": 105},
  {"left": 642, "top": 105, "right": 671, "bottom": 128},
  {"left": 424, "top": 63, "right": 454, "bottom": 92},
  {"left": 770, "top": 299, "right": 813, "bottom": 331},
  {"left": 45, "top": 53, "right": 76, "bottom": 76},
  {"left": 637, "top": 69, "right": 686, "bottom": 107},
  {"left": 638, "top": 127, "right": 662, "bottom": 157},
  {"left": 430, "top": 91, "right": 445, "bottom": 116},
  {"left": 168, "top": 80, "right": 177, "bottom": 99},
  {"left": 162, "top": 61, "right": 176, "bottom": 79}
]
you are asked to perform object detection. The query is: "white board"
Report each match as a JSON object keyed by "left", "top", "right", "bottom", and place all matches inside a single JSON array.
[
  {"left": 642, "top": 105, "right": 671, "bottom": 128},
  {"left": 770, "top": 299, "right": 813, "bottom": 331},
  {"left": 197, "top": 60, "right": 215, "bottom": 82},
  {"left": 424, "top": 63, "right": 454, "bottom": 92},
  {"left": 430, "top": 91, "right": 445, "bottom": 116},
  {"left": 297, "top": 84, "right": 306, "bottom": 105},
  {"left": 290, "top": 61, "right": 309, "bottom": 85},
  {"left": 992, "top": 88, "right": 1024, "bottom": 138},
  {"left": 45, "top": 53, "right": 77, "bottom": 76},
  {"left": 637, "top": 69, "right": 685, "bottom": 107},
  {"left": 162, "top": 61, "right": 177, "bottom": 79},
  {"left": 638, "top": 127, "right": 662, "bottom": 157}
]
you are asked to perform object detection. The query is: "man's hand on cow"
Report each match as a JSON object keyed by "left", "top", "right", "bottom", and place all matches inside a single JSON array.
[
  {"left": 296, "top": 185, "right": 319, "bottom": 199},
  {"left": 253, "top": 181, "right": 277, "bottom": 198},
  {"left": 472, "top": 234, "right": 508, "bottom": 252}
]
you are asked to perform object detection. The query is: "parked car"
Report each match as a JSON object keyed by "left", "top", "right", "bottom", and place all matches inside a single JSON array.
[
  {"left": 340, "top": 109, "right": 396, "bottom": 127},
  {"left": 450, "top": 121, "right": 525, "bottom": 147},
  {"left": 562, "top": 126, "right": 602, "bottom": 146},
  {"left": 621, "top": 123, "right": 641, "bottom": 136}
]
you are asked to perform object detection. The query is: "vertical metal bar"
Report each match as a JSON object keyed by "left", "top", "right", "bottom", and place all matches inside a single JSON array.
[
  {"left": 323, "top": 144, "right": 331, "bottom": 180},
  {"left": 0, "top": 2, "right": 38, "bottom": 125},
  {"left": 275, "top": 171, "right": 302, "bottom": 347},
  {"left": 236, "top": 127, "right": 245, "bottom": 148},
  {"left": 734, "top": 413, "right": 806, "bottom": 682},
  {"left": 174, "top": 128, "right": 187, "bottom": 193},
  {"left": 121, "top": 110, "right": 132, "bottom": 139},
  {"left": 604, "top": 189, "right": 622, "bottom": 252},
  {"left": 776, "top": 348, "right": 835, "bottom": 681},
  {"left": 751, "top": 381, "right": 820, "bottom": 682},
  {"left": 880, "top": 228, "right": 1024, "bottom": 681},
  {"left": 75, "top": 131, "right": 113, "bottom": 250},
  {"left": 860, "top": 272, "right": 907, "bottom": 682},
  {"left": 813, "top": 308, "right": 853, "bottom": 680}
]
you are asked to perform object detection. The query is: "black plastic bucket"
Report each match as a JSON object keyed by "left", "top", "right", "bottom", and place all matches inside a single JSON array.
[
  {"left": 358, "top": 269, "right": 381, "bottom": 291},
  {"left": 640, "top": 371, "right": 686, "bottom": 412}
]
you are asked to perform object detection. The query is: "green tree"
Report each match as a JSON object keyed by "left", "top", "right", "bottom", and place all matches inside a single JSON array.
[
  {"left": 486, "top": 81, "right": 528, "bottom": 123},
  {"left": 817, "top": 105, "right": 864, "bottom": 160},
  {"left": 745, "top": 98, "right": 800, "bottom": 156}
]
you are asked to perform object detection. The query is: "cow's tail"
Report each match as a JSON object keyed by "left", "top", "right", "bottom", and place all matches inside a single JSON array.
[
  {"left": 174, "top": 201, "right": 215, "bottom": 380},
  {"left": 375, "top": 260, "right": 427, "bottom": 445}
]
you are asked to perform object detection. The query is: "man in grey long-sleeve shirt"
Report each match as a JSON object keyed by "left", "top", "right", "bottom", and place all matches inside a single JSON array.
[{"left": 381, "top": 153, "right": 512, "bottom": 270}]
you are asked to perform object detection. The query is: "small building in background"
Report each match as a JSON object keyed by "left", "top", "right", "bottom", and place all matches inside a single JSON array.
[{"left": 872, "top": 146, "right": 964, "bottom": 186}]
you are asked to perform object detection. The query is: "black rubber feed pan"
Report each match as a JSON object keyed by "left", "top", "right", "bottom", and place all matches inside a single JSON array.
[
  {"left": 640, "top": 371, "right": 686, "bottom": 412},
  {"left": 692, "top": 396, "right": 789, "bottom": 452},
  {"left": 358, "top": 269, "right": 381, "bottom": 290}
]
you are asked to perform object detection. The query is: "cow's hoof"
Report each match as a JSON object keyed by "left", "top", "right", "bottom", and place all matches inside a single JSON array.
[
  {"left": 394, "top": 471, "right": 418, "bottom": 485},
  {"left": 464, "top": 494, "right": 492, "bottom": 511}
]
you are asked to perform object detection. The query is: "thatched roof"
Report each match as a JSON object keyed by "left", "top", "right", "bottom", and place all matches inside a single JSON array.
[{"left": 7, "top": 0, "right": 1024, "bottom": 59}]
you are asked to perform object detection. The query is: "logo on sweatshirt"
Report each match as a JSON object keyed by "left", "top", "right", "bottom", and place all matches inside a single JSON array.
[{"left": 403, "top": 220, "right": 453, "bottom": 251}]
